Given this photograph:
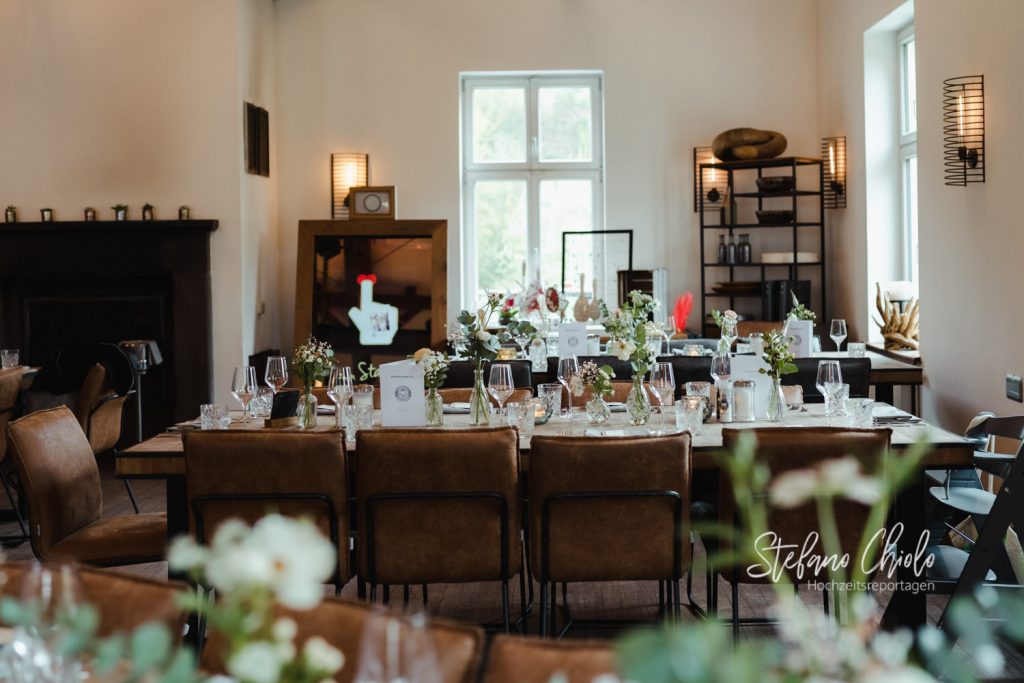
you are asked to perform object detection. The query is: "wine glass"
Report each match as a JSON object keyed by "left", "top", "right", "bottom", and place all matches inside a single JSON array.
[
  {"left": 265, "top": 356, "right": 288, "bottom": 393},
  {"left": 20, "top": 562, "right": 84, "bottom": 646},
  {"left": 710, "top": 354, "right": 731, "bottom": 383},
  {"left": 231, "top": 366, "right": 258, "bottom": 422},
  {"left": 556, "top": 356, "right": 579, "bottom": 419},
  {"left": 326, "top": 365, "right": 354, "bottom": 428},
  {"left": 816, "top": 360, "right": 844, "bottom": 425},
  {"left": 664, "top": 315, "right": 676, "bottom": 354},
  {"left": 488, "top": 364, "right": 515, "bottom": 419},
  {"left": 648, "top": 362, "right": 675, "bottom": 435},
  {"left": 830, "top": 319, "right": 848, "bottom": 353}
]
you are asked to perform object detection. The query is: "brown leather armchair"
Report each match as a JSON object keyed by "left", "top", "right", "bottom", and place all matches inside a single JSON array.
[
  {"left": 0, "top": 561, "right": 188, "bottom": 638},
  {"left": 717, "top": 427, "right": 892, "bottom": 637},
  {"left": 482, "top": 634, "right": 617, "bottom": 683},
  {"left": 355, "top": 427, "right": 522, "bottom": 631},
  {"left": 528, "top": 433, "right": 692, "bottom": 636},
  {"left": 0, "top": 367, "right": 27, "bottom": 540},
  {"left": 5, "top": 406, "right": 167, "bottom": 566},
  {"left": 183, "top": 429, "right": 351, "bottom": 592},
  {"left": 576, "top": 380, "right": 635, "bottom": 405},
  {"left": 200, "top": 598, "right": 484, "bottom": 683}
]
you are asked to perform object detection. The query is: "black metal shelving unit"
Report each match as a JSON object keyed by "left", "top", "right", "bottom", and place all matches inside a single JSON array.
[{"left": 697, "top": 156, "right": 826, "bottom": 334}]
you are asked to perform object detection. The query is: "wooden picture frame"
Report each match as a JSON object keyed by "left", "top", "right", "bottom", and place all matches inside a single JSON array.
[{"left": 349, "top": 186, "right": 396, "bottom": 219}]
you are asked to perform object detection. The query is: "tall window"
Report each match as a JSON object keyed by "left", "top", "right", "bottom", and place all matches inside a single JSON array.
[
  {"left": 898, "top": 26, "right": 918, "bottom": 283},
  {"left": 461, "top": 73, "right": 604, "bottom": 307}
]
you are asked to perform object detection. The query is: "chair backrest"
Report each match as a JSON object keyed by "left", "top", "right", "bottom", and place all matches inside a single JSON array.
[
  {"left": 312, "top": 385, "right": 382, "bottom": 409},
  {"left": 667, "top": 338, "right": 720, "bottom": 353},
  {"left": 57, "top": 343, "right": 134, "bottom": 397},
  {"left": 659, "top": 356, "right": 713, "bottom": 398},
  {"left": 355, "top": 428, "right": 521, "bottom": 585},
  {"left": 786, "top": 357, "right": 871, "bottom": 402},
  {"left": 719, "top": 427, "right": 892, "bottom": 583},
  {"left": 444, "top": 361, "right": 533, "bottom": 390},
  {"left": 74, "top": 362, "right": 126, "bottom": 454},
  {"left": 529, "top": 433, "right": 692, "bottom": 582},
  {"left": 0, "top": 561, "right": 188, "bottom": 638},
  {"left": 0, "top": 367, "right": 25, "bottom": 462},
  {"left": 438, "top": 387, "right": 533, "bottom": 408},
  {"left": 482, "top": 634, "right": 617, "bottom": 683},
  {"left": 546, "top": 356, "right": 634, "bottom": 383},
  {"left": 577, "top": 380, "right": 633, "bottom": 405},
  {"left": 6, "top": 406, "right": 103, "bottom": 559},
  {"left": 200, "top": 599, "right": 484, "bottom": 683},
  {"left": 183, "top": 429, "right": 350, "bottom": 582}
]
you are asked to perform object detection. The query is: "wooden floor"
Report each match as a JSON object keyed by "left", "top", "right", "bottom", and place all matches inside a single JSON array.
[{"left": 2, "top": 454, "right": 1021, "bottom": 679}]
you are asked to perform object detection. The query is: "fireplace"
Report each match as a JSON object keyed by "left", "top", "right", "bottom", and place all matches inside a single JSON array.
[{"left": 0, "top": 220, "right": 217, "bottom": 438}]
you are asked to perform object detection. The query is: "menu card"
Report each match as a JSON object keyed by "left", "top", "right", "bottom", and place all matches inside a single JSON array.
[
  {"left": 379, "top": 359, "right": 425, "bottom": 426},
  {"left": 730, "top": 355, "right": 772, "bottom": 419},
  {"left": 785, "top": 320, "right": 813, "bottom": 358},
  {"left": 558, "top": 322, "right": 587, "bottom": 358}
]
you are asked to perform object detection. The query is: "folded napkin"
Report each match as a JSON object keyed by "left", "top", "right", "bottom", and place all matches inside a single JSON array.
[{"left": 444, "top": 402, "right": 471, "bottom": 414}]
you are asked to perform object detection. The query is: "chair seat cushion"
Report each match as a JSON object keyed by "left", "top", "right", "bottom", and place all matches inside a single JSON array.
[{"left": 46, "top": 512, "right": 167, "bottom": 566}]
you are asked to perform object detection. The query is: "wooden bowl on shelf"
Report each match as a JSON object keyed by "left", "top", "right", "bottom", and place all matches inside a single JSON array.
[
  {"left": 755, "top": 209, "right": 795, "bottom": 225},
  {"left": 755, "top": 176, "right": 796, "bottom": 193}
]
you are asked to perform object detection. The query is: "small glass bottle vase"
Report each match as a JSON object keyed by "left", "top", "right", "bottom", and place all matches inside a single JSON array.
[
  {"left": 469, "top": 366, "right": 491, "bottom": 426},
  {"left": 425, "top": 387, "right": 444, "bottom": 427},
  {"left": 766, "top": 377, "right": 786, "bottom": 423},
  {"left": 298, "top": 388, "right": 318, "bottom": 429},
  {"left": 586, "top": 395, "right": 611, "bottom": 424},
  {"left": 626, "top": 376, "right": 652, "bottom": 426}
]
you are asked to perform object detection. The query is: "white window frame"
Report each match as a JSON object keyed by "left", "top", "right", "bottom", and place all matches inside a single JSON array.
[
  {"left": 897, "top": 25, "right": 918, "bottom": 282},
  {"left": 460, "top": 72, "right": 605, "bottom": 308}
]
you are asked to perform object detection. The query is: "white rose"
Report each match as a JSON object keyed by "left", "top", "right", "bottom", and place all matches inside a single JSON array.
[
  {"left": 303, "top": 636, "right": 345, "bottom": 674},
  {"left": 167, "top": 535, "right": 206, "bottom": 573},
  {"left": 476, "top": 330, "right": 491, "bottom": 342},
  {"left": 227, "top": 642, "right": 283, "bottom": 683},
  {"left": 249, "top": 516, "right": 337, "bottom": 610},
  {"left": 272, "top": 617, "right": 298, "bottom": 642},
  {"left": 767, "top": 469, "right": 819, "bottom": 509}
]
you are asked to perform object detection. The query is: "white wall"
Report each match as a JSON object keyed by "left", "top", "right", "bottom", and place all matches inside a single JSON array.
[{"left": 274, "top": 0, "right": 823, "bottom": 347}]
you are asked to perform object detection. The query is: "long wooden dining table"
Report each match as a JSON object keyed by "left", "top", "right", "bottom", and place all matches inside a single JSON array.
[{"left": 118, "top": 402, "right": 970, "bottom": 630}]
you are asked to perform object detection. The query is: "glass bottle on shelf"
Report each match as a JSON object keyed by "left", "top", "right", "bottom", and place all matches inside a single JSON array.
[
  {"left": 717, "top": 235, "right": 727, "bottom": 264},
  {"left": 738, "top": 234, "right": 752, "bottom": 264},
  {"left": 726, "top": 234, "right": 737, "bottom": 264}
]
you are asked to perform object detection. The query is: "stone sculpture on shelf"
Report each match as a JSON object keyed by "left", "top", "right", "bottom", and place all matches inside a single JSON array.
[
  {"left": 711, "top": 128, "right": 788, "bottom": 161},
  {"left": 873, "top": 282, "right": 919, "bottom": 350}
]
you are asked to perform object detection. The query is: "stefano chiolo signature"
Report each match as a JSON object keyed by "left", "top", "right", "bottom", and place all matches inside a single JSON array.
[{"left": 747, "top": 523, "right": 935, "bottom": 582}]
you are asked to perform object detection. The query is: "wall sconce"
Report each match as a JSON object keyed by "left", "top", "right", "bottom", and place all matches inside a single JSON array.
[
  {"left": 821, "top": 136, "right": 847, "bottom": 208},
  {"left": 693, "top": 146, "right": 726, "bottom": 212},
  {"left": 943, "top": 75, "right": 985, "bottom": 185},
  {"left": 331, "top": 153, "right": 369, "bottom": 219}
]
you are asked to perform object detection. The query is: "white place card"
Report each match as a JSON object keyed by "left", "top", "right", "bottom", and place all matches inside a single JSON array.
[
  {"left": 379, "top": 359, "right": 426, "bottom": 426},
  {"left": 558, "top": 322, "right": 587, "bottom": 358},
  {"left": 730, "top": 354, "right": 773, "bottom": 419},
  {"left": 785, "top": 320, "right": 813, "bottom": 358}
]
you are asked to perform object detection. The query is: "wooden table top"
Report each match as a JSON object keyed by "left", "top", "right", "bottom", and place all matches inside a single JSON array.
[{"left": 117, "top": 402, "right": 970, "bottom": 478}]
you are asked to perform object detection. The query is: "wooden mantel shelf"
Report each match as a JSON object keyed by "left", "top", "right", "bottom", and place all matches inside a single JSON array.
[{"left": 0, "top": 220, "right": 218, "bottom": 233}]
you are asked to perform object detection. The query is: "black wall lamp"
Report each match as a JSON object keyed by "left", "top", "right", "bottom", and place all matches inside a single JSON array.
[
  {"left": 943, "top": 75, "right": 985, "bottom": 185},
  {"left": 821, "top": 136, "right": 846, "bottom": 208}
]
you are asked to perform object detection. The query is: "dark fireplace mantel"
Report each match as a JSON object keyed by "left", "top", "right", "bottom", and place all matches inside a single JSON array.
[{"left": 0, "top": 219, "right": 218, "bottom": 437}]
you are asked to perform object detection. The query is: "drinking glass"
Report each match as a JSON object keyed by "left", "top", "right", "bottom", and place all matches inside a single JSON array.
[
  {"left": 685, "top": 381, "right": 713, "bottom": 422},
  {"left": 537, "top": 383, "right": 562, "bottom": 422},
  {"left": 514, "top": 332, "right": 531, "bottom": 359},
  {"left": 250, "top": 387, "right": 274, "bottom": 419},
  {"left": 327, "top": 365, "right": 354, "bottom": 428},
  {"left": 675, "top": 396, "right": 704, "bottom": 435},
  {"left": 506, "top": 401, "right": 536, "bottom": 438},
  {"left": 816, "top": 360, "right": 843, "bottom": 425},
  {"left": 830, "top": 319, "right": 848, "bottom": 352},
  {"left": 1, "top": 349, "right": 19, "bottom": 369},
  {"left": 231, "top": 366, "right": 258, "bottom": 422},
  {"left": 352, "top": 385, "right": 375, "bottom": 409},
  {"left": 20, "top": 562, "right": 83, "bottom": 644},
  {"left": 488, "top": 364, "right": 515, "bottom": 418},
  {"left": 710, "top": 353, "right": 731, "bottom": 383},
  {"left": 557, "top": 356, "right": 579, "bottom": 419},
  {"left": 352, "top": 609, "right": 442, "bottom": 683},
  {"left": 200, "top": 404, "right": 230, "bottom": 429},
  {"left": 265, "top": 356, "right": 289, "bottom": 393},
  {"left": 848, "top": 398, "right": 875, "bottom": 428},
  {"left": 648, "top": 362, "right": 675, "bottom": 435},
  {"left": 848, "top": 342, "right": 867, "bottom": 358}
]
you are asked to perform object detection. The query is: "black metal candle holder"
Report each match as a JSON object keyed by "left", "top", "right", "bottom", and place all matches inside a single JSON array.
[
  {"left": 693, "top": 146, "right": 726, "bottom": 212},
  {"left": 943, "top": 75, "right": 985, "bottom": 186},
  {"left": 821, "top": 136, "right": 846, "bottom": 208}
]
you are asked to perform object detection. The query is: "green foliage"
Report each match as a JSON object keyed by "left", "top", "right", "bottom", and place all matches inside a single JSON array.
[
  {"left": 758, "top": 329, "right": 798, "bottom": 381},
  {"left": 788, "top": 292, "right": 816, "bottom": 322}
]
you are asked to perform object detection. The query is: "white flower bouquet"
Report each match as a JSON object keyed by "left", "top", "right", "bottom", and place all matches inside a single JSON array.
[
  {"left": 292, "top": 337, "right": 335, "bottom": 391},
  {"left": 412, "top": 348, "right": 450, "bottom": 389}
]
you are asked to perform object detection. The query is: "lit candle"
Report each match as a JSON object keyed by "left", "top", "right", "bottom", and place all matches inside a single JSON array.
[
  {"left": 958, "top": 92, "right": 965, "bottom": 140},
  {"left": 709, "top": 155, "right": 718, "bottom": 183},
  {"left": 829, "top": 143, "right": 836, "bottom": 178}
]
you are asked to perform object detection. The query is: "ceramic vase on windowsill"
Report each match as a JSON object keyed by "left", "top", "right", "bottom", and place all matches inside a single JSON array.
[
  {"left": 586, "top": 395, "right": 611, "bottom": 424},
  {"left": 297, "top": 385, "right": 318, "bottom": 429},
  {"left": 626, "top": 376, "right": 652, "bottom": 426},
  {"left": 469, "top": 365, "right": 490, "bottom": 426},
  {"left": 426, "top": 387, "right": 444, "bottom": 427}
]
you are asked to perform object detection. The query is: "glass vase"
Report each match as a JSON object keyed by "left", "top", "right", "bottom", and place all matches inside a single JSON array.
[
  {"left": 469, "top": 365, "right": 491, "bottom": 426},
  {"left": 425, "top": 387, "right": 444, "bottom": 427},
  {"left": 298, "top": 389, "right": 318, "bottom": 429},
  {"left": 766, "top": 377, "right": 786, "bottom": 423},
  {"left": 586, "top": 396, "right": 611, "bottom": 424},
  {"left": 626, "top": 376, "right": 652, "bottom": 426},
  {"left": 530, "top": 339, "right": 548, "bottom": 372}
]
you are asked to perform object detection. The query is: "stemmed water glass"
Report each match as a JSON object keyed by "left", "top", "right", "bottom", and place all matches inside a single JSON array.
[
  {"left": 830, "top": 319, "right": 848, "bottom": 353},
  {"left": 816, "top": 360, "right": 844, "bottom": 425},
  {"left": 265, "top": 356, "right": 289, "bottom": 393},
  {"left": 710, "top": 353, "right": 731, "bottom": 383},
  {"left": 557, "top": 356, "right": 579, "bottom": 419},
  {"left": 326, "top": 365, "right": 354, "bottom": 428},
  {"left": 648, "top": 362, "right": 675, "bottom": 435},
  {"left": 488, "top": 364, "right": 515, "bottom": 420},
  {"left": 514, "top": 331, "right": 531, "bottom": 359},
  {"left": 231, "top": 366, "right": 258, "bottom": 422},
  {"left": 19, "top": 562, "right": 84, "bottom": 669}
]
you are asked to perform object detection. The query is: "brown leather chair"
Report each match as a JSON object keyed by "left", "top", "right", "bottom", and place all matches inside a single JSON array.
[
  {"left": 482, "top": 634, "right": 617, "bottom": 683},
  {"left": 576, "top": 380, "right": 634, "bottom": 405},
  {"left": 0, "top": 367, "right": 27, "bottom": 539},
  {"left": 183, "top": 429, "right": 350, "bottom": 591},
  {"left": 356, "top": 428, "right": 521, "bottom": 631},
  {"left": 200, "top": 598, "right": 483, "bottom": 683},
  {"left": 311, "top": 385, "right": 382, "bottom": 409},
  {"left": 0, "top": 561, "right": 188, "bottom": 638},
  {"left": 529, "top": 433, "right": 692, "bottom": 636},
  {"left": 5, "top": 406, "right": 167, "bottom": 566},
  {"left": 438, "top": 387, "right": 533, "bottom": 408},
  {"left": 717, "top": 427, "right": 892, "bottom": 637}
]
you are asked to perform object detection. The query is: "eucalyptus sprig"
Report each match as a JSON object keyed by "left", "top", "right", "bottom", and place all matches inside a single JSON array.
[
  {"left": 788, "top": 291, "right": 817, "bottom": 322},
  {"left": 758, "top": 329, "right": 797, "bottom": 382}
]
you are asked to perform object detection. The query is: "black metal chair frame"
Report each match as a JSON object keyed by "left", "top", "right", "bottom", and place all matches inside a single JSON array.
[
  {"left": 0, "top": 403, "right": 28, "bottom": 545},
  {"left": 364, "top": 490, "right": 513, "bottom": 633},
  {"left": 539, "top": 490, "right": 684, "bottom": 638}
]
